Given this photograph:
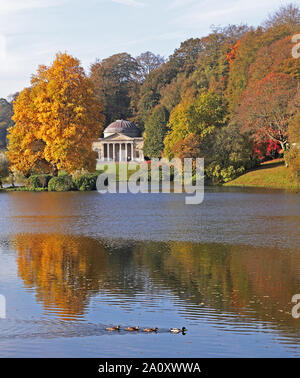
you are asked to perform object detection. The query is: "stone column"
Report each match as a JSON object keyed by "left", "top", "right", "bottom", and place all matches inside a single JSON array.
[
  {"left": 128, "top": 144, "right": 131, "bottom": 161},
  {"left": 113, "top": 143, "right": 115, "bottom": 162},
  {"left": 131, "top": 143, "right": 134, "bottom": 161},
  {"left": 118, "top": 143, "right": 121, "bottom": 162},
  {"left": 125, "top": 143, "right": 128, "bottom": 162}
]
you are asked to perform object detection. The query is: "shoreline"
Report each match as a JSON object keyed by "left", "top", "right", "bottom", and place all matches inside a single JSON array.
[{"left": 1, "top": 160, "right": 300, "bottom": 193}]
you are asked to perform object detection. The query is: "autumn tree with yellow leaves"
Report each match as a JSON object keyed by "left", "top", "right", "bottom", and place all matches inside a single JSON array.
[{"left": 7, "top": 53, "right": 104, "bottom": 175}]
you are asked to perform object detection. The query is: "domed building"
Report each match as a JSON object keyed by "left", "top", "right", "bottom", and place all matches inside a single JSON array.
[{"left": 92, "top": 120, "right": 144, "bottom": 162}]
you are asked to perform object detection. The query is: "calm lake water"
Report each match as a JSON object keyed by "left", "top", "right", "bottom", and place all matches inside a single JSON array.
[{"left": 0, "top": 188, "right": 300, "bottom": 357}]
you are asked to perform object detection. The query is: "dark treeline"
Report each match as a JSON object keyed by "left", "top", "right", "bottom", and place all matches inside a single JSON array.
[
  {"left": 1, "top": 4, "right": 300, "bottom": 184},
  {"left": 0, "top": 98, "right": 13, "bottom": 148}
]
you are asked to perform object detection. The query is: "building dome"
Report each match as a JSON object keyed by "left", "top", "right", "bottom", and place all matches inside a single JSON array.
[{"left": 103, "top": 120, "right": 140, "bottom": 138}]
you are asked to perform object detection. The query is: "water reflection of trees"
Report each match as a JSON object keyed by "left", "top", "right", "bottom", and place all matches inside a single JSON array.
[
  {"left": 14, "top": 234, "right": 108, "bottom": 319},
  {"left": 13, "top": 233, "right": 300, "bottom": 334},
  {"left": 13, "top": 234, "right": 150, "bottom": 319},
  {"left": 135, "top": 241, "right": 300, "bottom": 330}
]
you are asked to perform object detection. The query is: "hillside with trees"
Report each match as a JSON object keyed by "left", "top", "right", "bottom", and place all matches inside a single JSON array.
[{"left": 3, "top": 3, "right": 300, "bottom": 187}]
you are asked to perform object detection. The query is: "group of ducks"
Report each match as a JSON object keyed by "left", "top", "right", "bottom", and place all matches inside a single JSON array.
[{"left": 105, "top": 326, "right": 187, "bottom": 334}]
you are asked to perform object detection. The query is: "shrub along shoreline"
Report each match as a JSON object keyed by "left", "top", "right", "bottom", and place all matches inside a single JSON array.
[{"left": 0, "top": 172, "right": 99, "bottom": 192}]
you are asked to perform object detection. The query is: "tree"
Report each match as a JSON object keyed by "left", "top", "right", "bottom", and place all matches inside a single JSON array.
[
  {"left": 143, "top": 105, "right": 169, "bottom": 158},
  {"left": 0, "top": 151, "right": 9, "bottom": 188},
  {"left": 286, "top": 109, "right": 300, "bottom": 180},
  {"left": 289, "top": 108, "right": 300, "bottom": 144},
  {"left": 236, "top": 73, "right": 299, "bottom": 153},
  {"left": 7, "top": 88, "right": 44, "bottom": 175},
  {"left": 248, "top": 36, "right": 300, "bottom": 82},
  {"left": 225, "top": 28, "right": 264, "bottom": 113},
  {"left": 164, "top": 91, "right": 225, "bottom": 158},
  {"left": 189, "top": 25, "right": 249, "bottom": 95},
  {"left": 8, "top": 52, "right": 104, "bottom": 175},
  {"left": 136, "top": 51, "right": 165, "bottom": 82},
  {"left": 170, "top": 133, "right": 203, "bottom": 160},
  {"left": 90, "top": 53, "right": 140, "bottom": 125},
  {"left": 263, "top": 4, "right": 300, "bottom": 30},
  {"left": 164, "top": 100, "right": 192, "bottom": 159},
  {"left": 169, "top": 38, "right": 204, "bottom": 72},
  {"left": 136, "top": 37, "right": 214, "bottom": 128},
  {"left": 211, "top": 122, "right": 257, "bottom": 168},
  {"left": 0, "top": 98, "right": 14, "bottom": 148},
  {"left": 225, "top": 19, "right": 298, "bottom": 113},
  {"left": 136, "top": 61, "right": 178, "bottom": 127}
]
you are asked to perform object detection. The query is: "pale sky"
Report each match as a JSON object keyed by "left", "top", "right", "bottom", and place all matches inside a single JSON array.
[{"left": 0, "top": 0, "right": 295, "bottom": 98}]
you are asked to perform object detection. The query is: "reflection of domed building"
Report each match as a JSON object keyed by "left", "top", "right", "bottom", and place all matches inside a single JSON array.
[{"left": 93, "top": 120, "right": 144, "bottom": 162}]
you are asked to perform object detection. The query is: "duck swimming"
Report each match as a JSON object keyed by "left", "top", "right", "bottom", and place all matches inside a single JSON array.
[
  {"left": 125, "top": 326, "right": 140, "bottom": 331},
  {"left": 143, "top": 327, "right": 158, "bottom": 333},
  {"left": 106, "top": 325, "right": 121, "bottom": 331},
  {"left": 170, "top": 327, "right": 187, "bottom": 334}
]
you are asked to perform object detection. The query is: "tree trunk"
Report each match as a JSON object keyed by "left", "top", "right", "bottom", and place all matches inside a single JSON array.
[
  {"left": 10, "top": 173, "right": 15, "bottom": 188},
  {"left": 52, "top": 164, "right": 58, "bottom": 177},
  {"left": 280, "top": 141, "right": 289, "bottom": 167}
]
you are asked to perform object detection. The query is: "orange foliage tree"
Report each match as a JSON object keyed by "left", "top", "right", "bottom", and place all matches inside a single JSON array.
[
  {"left": 170, "top": 133, "right": 203, "bottom": 160},
  {"left": 8, "top": 53, "right": 104, "bottom": 175}
]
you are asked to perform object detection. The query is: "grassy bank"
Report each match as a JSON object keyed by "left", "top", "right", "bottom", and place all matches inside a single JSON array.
[
  {"left": 0, "top": 186, "right": 44, "bottom": 192},
  {"left": 2, "top": 159, "right": 300, "bottom": 192},
  {"left": 224, "top": 159, "right": 300, "bottom": 190}
]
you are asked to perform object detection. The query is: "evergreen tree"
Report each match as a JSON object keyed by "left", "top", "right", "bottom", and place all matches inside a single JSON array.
[
  {"left": 143, "top": 105, "right": 169, "bottom": 159},
  {"left": 0, "top": 98, "right": 14, "bottom": 148}
]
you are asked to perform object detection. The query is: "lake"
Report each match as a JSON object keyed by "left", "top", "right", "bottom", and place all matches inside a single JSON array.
[{"left": 0, "top": 188, "right": 300, "bottom": 357}]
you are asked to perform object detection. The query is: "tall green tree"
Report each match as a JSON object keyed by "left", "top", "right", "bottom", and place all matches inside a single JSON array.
[
  {"left": 164, "top": 91, "right": 226, "bottom": 159},
  {"left": 137, "top": 61, "right": 178, "bottom": 127},
  {"left": 90, "top": 53, "right": 140, "bottom": 125},
  {"left": 143, "top": 105, "right": 169, "bottom": 159},
  {"left": 0, "top": 98, "right": 14, "bottom": 148},
  {"left": 136, "top": 38, "right": 206, "bottom": 128}
]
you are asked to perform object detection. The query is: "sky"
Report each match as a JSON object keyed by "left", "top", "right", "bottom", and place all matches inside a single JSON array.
[{"left": 0, "top": 0, "right": 295, "bottom": 98}]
